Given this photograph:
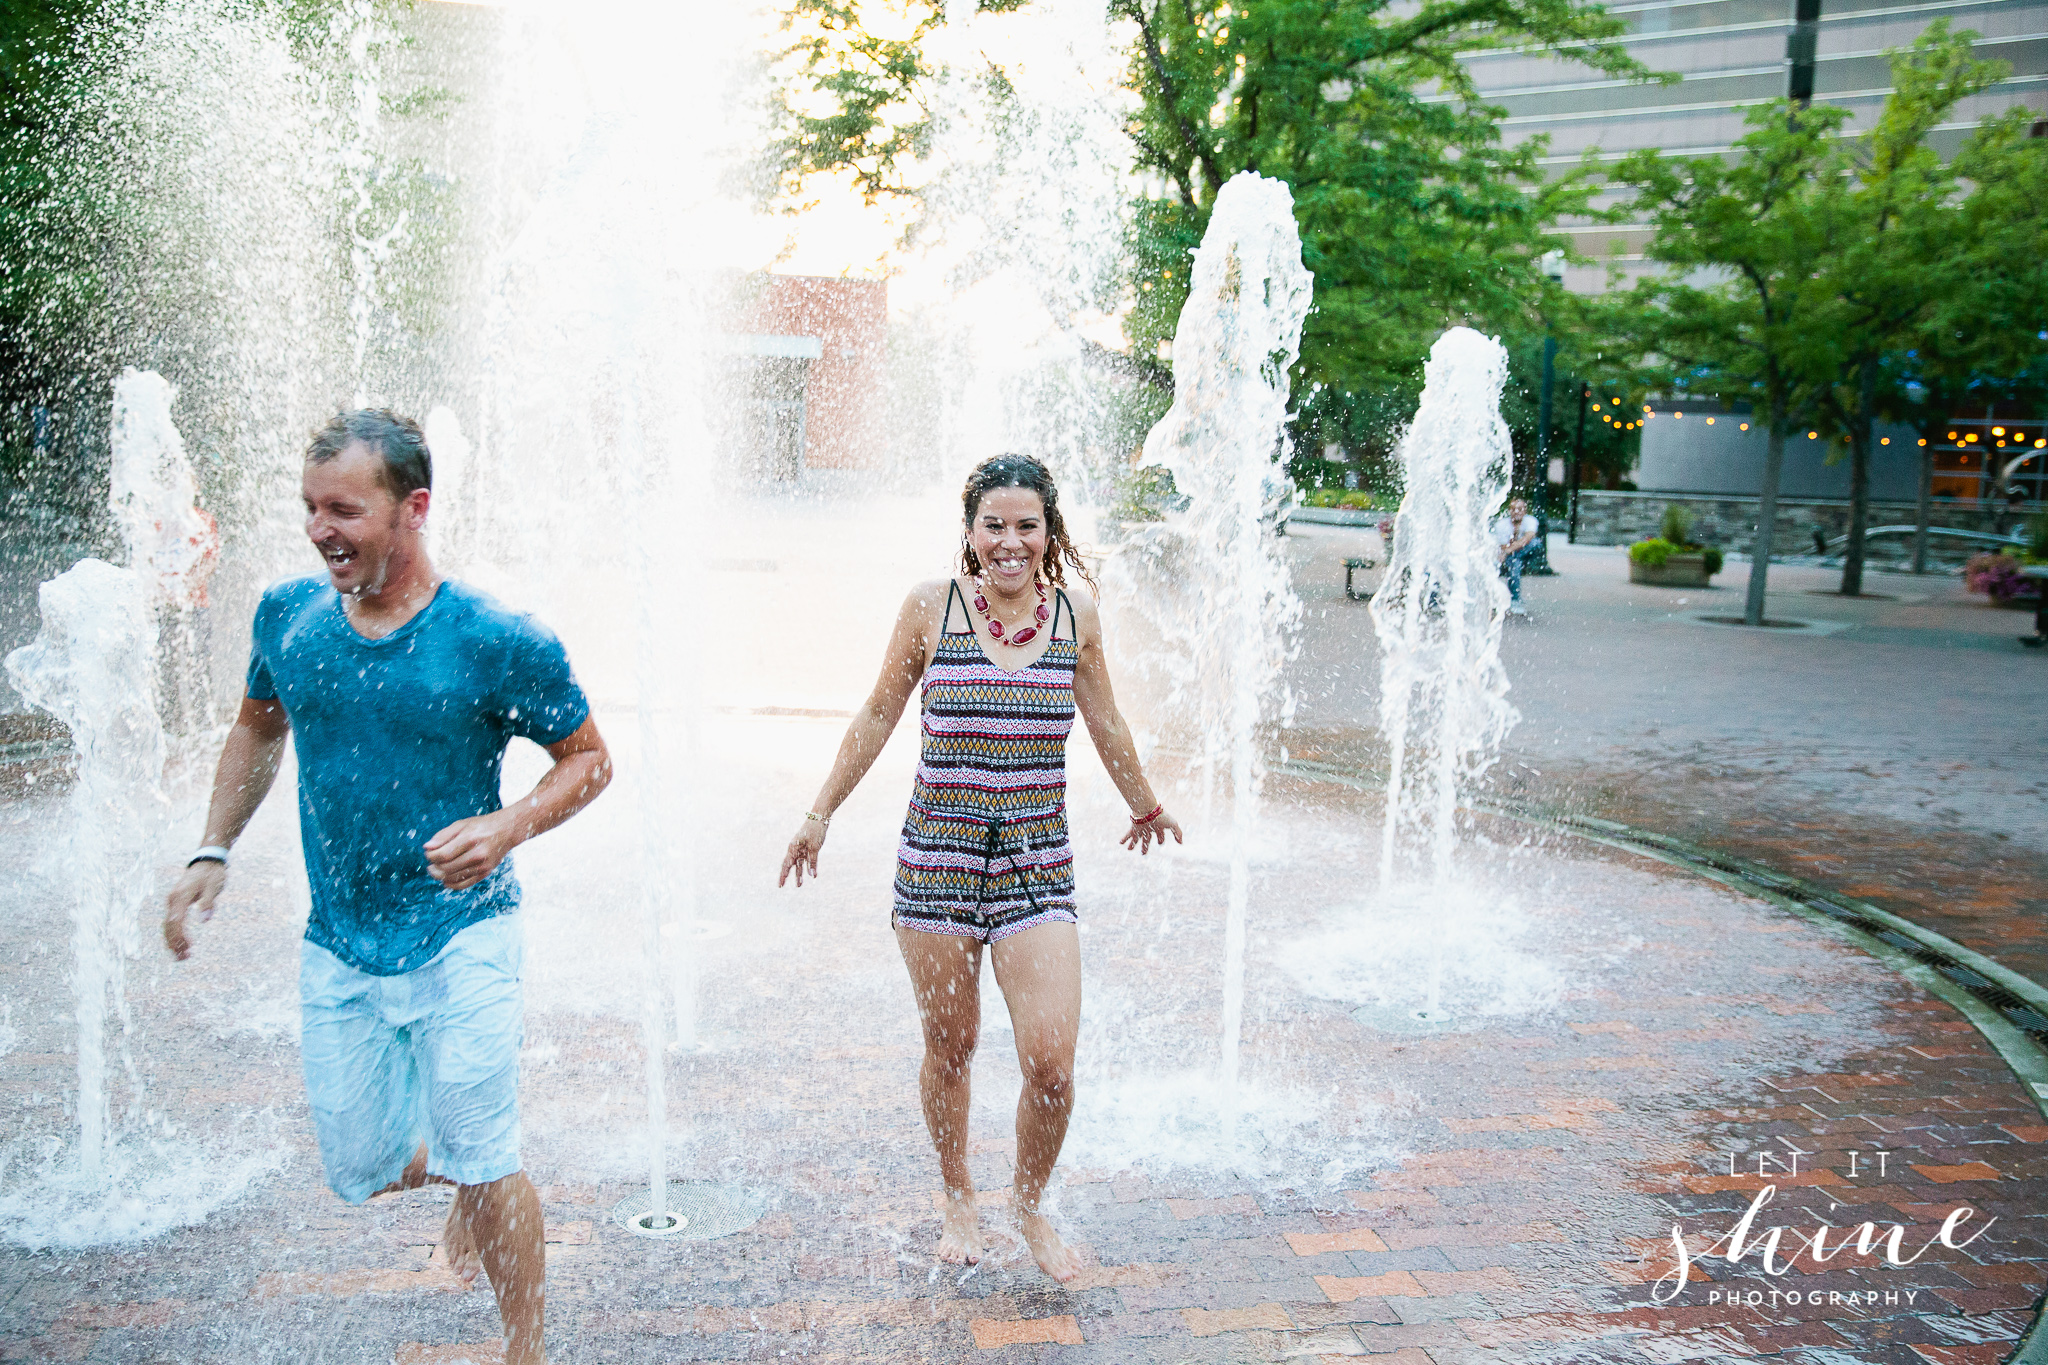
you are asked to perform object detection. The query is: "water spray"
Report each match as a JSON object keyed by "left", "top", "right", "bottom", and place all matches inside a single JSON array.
[{"left": 1138, "top": 171, "right": 1310, "bottom": 1128}]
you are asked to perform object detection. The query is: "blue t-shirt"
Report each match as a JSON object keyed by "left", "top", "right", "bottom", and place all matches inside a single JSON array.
[{"left": 246, "top": 577, "right": 591, "bottom": 976}]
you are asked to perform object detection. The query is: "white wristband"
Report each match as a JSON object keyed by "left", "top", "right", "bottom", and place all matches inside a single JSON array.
[{"left": 188, "top": 845, "right": 230, "bottom": 868}]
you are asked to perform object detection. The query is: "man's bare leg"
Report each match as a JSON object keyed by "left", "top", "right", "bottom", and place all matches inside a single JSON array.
[
  {"left": 896, "top": 926, "right": 986, "bottom": 1264},
  {"left": 367, "top": 1144, "right": 481, "bottom": 1287},
  {"left": 454, "top": 1171, "right": 546, "bottom": 1365},
  {"left": 991, "top": 921, "right": 1082, "bottom": 1283}
]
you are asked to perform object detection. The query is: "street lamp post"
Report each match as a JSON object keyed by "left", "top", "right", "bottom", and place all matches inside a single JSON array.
[
  {"left": 1528, "top": 251, "right": 1566, "bottom": 574},
  {"left": 1569, "top": 382, "right": 1589, "bottom": 542}
]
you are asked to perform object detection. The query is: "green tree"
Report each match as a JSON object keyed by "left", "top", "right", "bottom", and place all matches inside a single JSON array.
[
  {"left": 1877, "top": 108, "right": 2048, "bottom": 571},
  {"left": 1806, "top": 23, "right": 2011, "bottom": 596},
  {"left": 769, "top": 0, "right": 1665, "bottom": 448},
  {"left": 1610, "top": 102, "right": 1853, "bottom": 627},
  {"left": 1109, "top": 0, "right": 1652, "bottom": 401},
  {"left": 770, "top": 0, "right": 1027, "bottom": 209}
]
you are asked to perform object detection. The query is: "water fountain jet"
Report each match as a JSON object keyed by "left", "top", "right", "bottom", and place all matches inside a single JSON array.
[
  {"left": 0, "top": 371, "right": 277, "bottom": 1248},
  {"left": 1369, "top": 326, "right": 1519, "bottom": 891},
  {"left": 1135, "top": 171, "right": 1310, "bottom": 1127}
]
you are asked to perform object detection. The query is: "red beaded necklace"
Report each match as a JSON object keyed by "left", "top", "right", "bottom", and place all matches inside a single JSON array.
[{"left": 972, "top": 573, "right": 1049, "bottom": 646}]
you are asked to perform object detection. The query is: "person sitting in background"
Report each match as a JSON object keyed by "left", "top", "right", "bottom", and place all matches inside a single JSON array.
[{"left": 1493, "top": 497, "right": 1538, "bottom": 617}]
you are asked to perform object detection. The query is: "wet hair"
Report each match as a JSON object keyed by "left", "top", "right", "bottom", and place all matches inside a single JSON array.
[
  {"left": 306, "top": 409, "right": 432, "bottom": 500},
  {"left": 960, "top": 453, "right": 1096, "bottom": 593}
]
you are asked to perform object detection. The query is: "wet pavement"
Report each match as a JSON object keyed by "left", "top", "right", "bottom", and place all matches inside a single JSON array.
[
  {"left": 2, "top": 727, "right": 2045, "bottom": 1362},
  {"left": 3, "top": 509, "right": 2046, "bottom": 1363},
  {"left": 1284, "top": 527, "right": 2048, "bottom": 987}
]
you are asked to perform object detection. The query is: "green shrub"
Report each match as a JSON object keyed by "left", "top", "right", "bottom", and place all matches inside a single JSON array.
[
  {"left": 1659, "top": 504, "right": 1693, "bottom": 546},
  {"left": 1305, "top": 488, "right": 1374, "bottom": 510},
  {"left": 1629, "top": 538, "right": 1674, "bottom": 568},
  {"left": 2027, "top": 509, "right": 2048, "bottom": 563},
  {"left": 1631, "top": 537, "right": 1723, "bottom": 575}
]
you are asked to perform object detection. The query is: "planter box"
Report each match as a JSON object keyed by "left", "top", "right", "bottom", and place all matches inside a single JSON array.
[
  {"left": 1630, "top": 553, "right": 1714, "bottom": 587},
  {"left": 1291, "top": 506, "right": 1380, "bottom": 527}
]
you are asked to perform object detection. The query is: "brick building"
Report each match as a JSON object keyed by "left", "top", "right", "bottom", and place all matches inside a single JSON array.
[{"left": 717, "top": 275, "right": 888, "bottom": 481}]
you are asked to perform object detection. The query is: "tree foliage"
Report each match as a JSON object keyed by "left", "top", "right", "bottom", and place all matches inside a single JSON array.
[
  {"left": 769, "top": 0, "right": 1028, "bottom": 207},
  {"left": 1109, "top": 0, "right": 1652, "bottom": 401},
  {"left": 768, "top": 0, "right": 1668, "bottom": 475},
  {"left": 0, "top": 0, "right": 456, "bottom": 520},
  {"left": 1606, "top": 24, "right": 2048, "bottom": 600},
  {"left": 1607, "top": 99, "right": 1854, "bottom": 621}
]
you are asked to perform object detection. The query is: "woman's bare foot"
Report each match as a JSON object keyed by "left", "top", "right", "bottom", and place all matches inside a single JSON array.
[
  {"left": 1016, "top": 1205, "right": 1080, "bottom": 1283},
  {"left": 436, "top": 1198, "right": 484, "bottom": 1289},
  {"left": 936, "top": 1191, "right": 986, "bottom": 1265}
]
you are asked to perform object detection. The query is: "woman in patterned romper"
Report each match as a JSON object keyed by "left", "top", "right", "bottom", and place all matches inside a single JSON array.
[{"left": 779, "top": 454, "right": 1183, "bottom": 1281}]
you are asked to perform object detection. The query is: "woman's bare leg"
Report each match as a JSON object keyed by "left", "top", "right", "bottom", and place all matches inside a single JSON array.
[
  {"left": 896, "top": 926, "right": 986, "bottom": 1263},
  {"left": 991, "top": 920, "right": 1082, "bottom": 1282}
]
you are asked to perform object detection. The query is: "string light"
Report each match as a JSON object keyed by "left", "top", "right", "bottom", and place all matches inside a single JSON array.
[
  {"left": 1675, "top": 411, "right": 1684, "bottom": 419},
  {"left": 1807, "top": 431, "right": 1818, "bottom": 439},
  {"left": 1918, "top": 438, "right": 1927, "bottom": 446},
  {"left": 1706, "top": 417, "right": 1715, "bottom": 425},
  {"left": 1740, "top": 423, "right": 1750, "bottom": 431},
  {"left": 1993, "top": 426, "right": 2005, "bottom": 436},
  {"left": 1879, "top": 437, "right": 1889, "bottom": 445}
]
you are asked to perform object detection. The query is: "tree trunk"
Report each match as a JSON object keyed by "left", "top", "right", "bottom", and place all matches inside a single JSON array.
[
  {"left": 1746, "top": 405, "right": 1788, "bottom": 627},
  {"left": 1840, "top": 356, "right": 1875, "bottom": 596},
  {"left": 1912, "top": 423, "right": 1934, "bottom": 575}
]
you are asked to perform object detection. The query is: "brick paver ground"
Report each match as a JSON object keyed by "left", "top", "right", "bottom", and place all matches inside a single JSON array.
[
  {"left": 3, "top": 732, "right": 2043, "bottom": 1362},
  {"left": 1284, "top": 527, "right": 2048, "bottom": 986},
  {"left": 4, "top": 504, "right": 2044, "bottom": 1362}
]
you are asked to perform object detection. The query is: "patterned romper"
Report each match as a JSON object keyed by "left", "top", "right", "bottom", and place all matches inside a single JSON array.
[{"left": 893, "top": 580, "right": 1080, "bottom": 941}]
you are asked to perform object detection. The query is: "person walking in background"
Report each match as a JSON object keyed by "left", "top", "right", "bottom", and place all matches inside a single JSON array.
[
  {"left": 162, "top": 409, "right": 610, "bottom": 1365},
  {"left": 1494, "top": 496, "right": 1539, "bottom": 617},
  {"left": 778, "top": 453, "right": 1184, "bottom": 1283}
]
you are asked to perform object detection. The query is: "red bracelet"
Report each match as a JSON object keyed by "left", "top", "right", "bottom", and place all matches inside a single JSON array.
[{"left": 1132, "top": 804, "right": 1163, "bottom": 825}]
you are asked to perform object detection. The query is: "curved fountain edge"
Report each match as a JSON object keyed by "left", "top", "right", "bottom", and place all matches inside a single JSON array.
[{"left": 1274, "top": 756, "right": 2048, "bottom": 1365}]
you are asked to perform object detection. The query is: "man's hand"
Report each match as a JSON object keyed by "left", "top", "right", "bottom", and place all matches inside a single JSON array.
[
  {"left": 164, "top": 861, "right": 228, "bottom": 961},
  {"left": 424, "top": 813, "right": 518, "bottom": 892}
]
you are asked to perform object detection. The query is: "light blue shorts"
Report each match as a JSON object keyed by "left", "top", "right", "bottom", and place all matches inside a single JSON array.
[{"left": 298, "top": 914, "right": 525, "bottom": 1203}]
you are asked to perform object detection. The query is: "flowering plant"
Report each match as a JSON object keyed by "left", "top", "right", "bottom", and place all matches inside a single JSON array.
[{"left": 1964, "top": 551, "right": 2041, "bottom": 602}]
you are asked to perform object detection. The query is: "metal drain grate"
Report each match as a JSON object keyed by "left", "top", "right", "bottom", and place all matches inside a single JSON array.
[{"left": 611, "top": 1183, "right": 766, "bottom": 1241}]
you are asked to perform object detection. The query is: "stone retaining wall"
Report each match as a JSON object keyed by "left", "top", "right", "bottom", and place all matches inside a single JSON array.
[{"left": 1567, "top": 490, "right": 2020, "bottom": 553}]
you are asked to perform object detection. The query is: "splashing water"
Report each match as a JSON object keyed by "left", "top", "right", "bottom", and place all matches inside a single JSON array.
[
  {"left": 2, "top": 386, "right": 282, "bottom": 1247},
  {"left": 1353, "top": 328, "right": 1525, "bottom": 1026},
  {"left": 1136, "top": 172, "right": 1310, "bottom": 1119},
  {"left": 1370, "top": 327, "right": 1519, "bottom": 891},
  {"left": 6, "top": 562, "right": 162, "bottom": 1184},
  {"left": 109, "top": 370, "right": 215, "bottom": 609},
  {"left": 109, "top": 369, "right": 220, "bottom": 739}
]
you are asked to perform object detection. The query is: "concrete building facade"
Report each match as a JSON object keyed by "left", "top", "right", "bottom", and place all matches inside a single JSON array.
[
  {"left": 1459, "top": 0, "right": 2047, "bottom": 294},
  {"left": 1460, "top": 0, "right": 2046, "bottom": 517}
]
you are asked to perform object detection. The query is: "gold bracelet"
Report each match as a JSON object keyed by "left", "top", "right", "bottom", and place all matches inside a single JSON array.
[{"left": 805, "top": 811, "right": 830, "bottom": 825}]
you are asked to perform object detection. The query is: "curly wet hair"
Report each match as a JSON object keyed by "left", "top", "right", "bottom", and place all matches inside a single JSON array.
[{"left": 959, "top": 454, "right": 1097, "bottom": 594}]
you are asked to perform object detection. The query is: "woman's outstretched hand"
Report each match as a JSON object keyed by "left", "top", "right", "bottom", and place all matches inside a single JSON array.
[
  {"left": 1120, "top": 809, "right": 1184, "bottom": 855},
  {"left": 780, "top": 818, "right": 828, "bottom": 887}
]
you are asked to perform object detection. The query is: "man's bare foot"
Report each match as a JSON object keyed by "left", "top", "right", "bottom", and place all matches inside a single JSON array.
[
  {"left": 1016, "top": 1205, "right": 1080, "bottom": 1283},
  {"left": 936, "top": 1190, "right": 985, "bottom": 1265},
  {"left": 435, "top": 1197, "right": 484, "bottom": 1289}
]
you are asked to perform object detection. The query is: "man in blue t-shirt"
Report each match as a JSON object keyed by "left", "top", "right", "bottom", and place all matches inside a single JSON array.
[{"left": 163, "top": 409, "right": 610, "bottom": 1365}]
